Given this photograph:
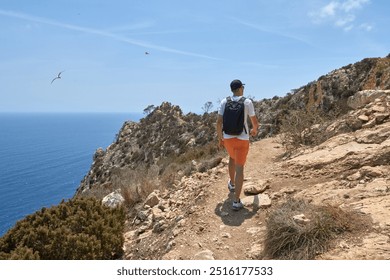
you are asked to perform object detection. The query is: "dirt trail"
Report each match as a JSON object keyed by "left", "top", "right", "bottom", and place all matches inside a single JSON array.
[
  {"left": 163, "top": 138, "right": 294, "bottom": 260},
  {"left": 160, "top": 132, "right": 390, "bottom": 260},
  {"left": 124, "top": 121, "right": 390, "bottom": 260}
]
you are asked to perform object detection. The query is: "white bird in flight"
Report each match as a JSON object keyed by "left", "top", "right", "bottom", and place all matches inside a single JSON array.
[{"left": 51, "top": 71, "right": 64, "bottom": 84}]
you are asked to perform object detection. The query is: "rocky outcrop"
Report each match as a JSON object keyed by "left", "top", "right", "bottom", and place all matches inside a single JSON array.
[
  {"left": 286, "top": 92, "right": 390, "bottom": 174},
  {"left": 347, "top": 90, "right": 390, "bottom": 109},
  {"left": 102, "top": 191, "right": 125, "bottom": 208},
  {"left": 74, "top": 55, "right": 390, "bottom": 260},
  {"left": 122, "top": 167, "right": 223, "bottom": 259},
  {"left": 75, "top": 102, "right": 219, "bottom": 197},
  {"left": 275, "top": 96, "right": 390, "bottom": 259},
  {"left": 254, "top": 55, "right": 390, "bottom": 138}
]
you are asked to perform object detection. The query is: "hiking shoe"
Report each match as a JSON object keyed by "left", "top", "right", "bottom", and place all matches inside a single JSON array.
[
  {"left": 227, "top": 180, "right": 235, "bottom": 192},
  {"left": 232, "top": 200, "right": 244, "bottom": 211}
]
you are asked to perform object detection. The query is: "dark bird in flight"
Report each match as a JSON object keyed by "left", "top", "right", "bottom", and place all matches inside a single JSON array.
[
  {"left": 145, "top": 51, "right": 150, "bottom": 55},
  {"left": 51, "top": 71, "right": 64, "bottom": 84}
]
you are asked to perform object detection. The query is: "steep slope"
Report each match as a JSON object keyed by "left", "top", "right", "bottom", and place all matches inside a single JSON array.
[
  {"left": 75, "top": 55, "right": 390, "bottom": 260},
  {"left": 122, "top": 91, "right": 390, "bottom": 260},
  {"left": 255, "top": 54, "right": 390, "bottom": 138},
  {"left": 76, "top": 102, "right": 220, "bottom": 199}
]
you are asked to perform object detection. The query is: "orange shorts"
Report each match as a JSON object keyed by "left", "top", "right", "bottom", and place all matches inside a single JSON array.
[{"left": 223, "top": 138, "right": 250, "bottom": 165}]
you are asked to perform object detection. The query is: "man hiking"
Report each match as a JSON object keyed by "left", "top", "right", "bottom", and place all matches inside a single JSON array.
[{"left": 216, "top": 79, "right": 259, "bottom": 210}]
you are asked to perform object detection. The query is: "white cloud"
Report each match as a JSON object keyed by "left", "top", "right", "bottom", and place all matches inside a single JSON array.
[
  {"left": 320, "top": 2, "right": 339, "bottom": 18},
  {"left": 341, "top": 0, "right": 370, "bottom": 12},
  {"left": 359, "top": 23, "right": 373, "bottom": 31},
  {"left": 309, "top": 0, "right": 371, "bottom": 31},
  {"left": 335, "top": 14, "right": 355, "bottom": 27}
]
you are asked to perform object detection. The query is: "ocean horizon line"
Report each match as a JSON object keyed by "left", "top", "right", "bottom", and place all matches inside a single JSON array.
[{"left": 0, "top": 111, "right": 143, "bottom": 115}]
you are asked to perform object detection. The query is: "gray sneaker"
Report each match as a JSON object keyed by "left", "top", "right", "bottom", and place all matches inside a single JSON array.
[
  {"left": 232, "top": 200, "right": 244, "bottom": 211},
  {"left": 228, "top": 180, "right": 235, "bottom": 193}
]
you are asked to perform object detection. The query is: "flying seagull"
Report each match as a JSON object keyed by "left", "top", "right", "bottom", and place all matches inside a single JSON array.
[{"left": 51, "top": 71, "right": 64, "bottom": 84}]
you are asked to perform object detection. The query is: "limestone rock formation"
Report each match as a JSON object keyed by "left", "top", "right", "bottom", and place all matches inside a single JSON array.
[
  {"left": 254, "top": 55, "right": 390, "bottom": 138},
  {"left": 75, "top": 102, "right": 219, "bottom": 198}
]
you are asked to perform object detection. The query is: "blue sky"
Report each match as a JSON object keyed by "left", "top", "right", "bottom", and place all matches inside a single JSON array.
[{"left": 0, "top": 0, "right": 389, "bottom": 113}]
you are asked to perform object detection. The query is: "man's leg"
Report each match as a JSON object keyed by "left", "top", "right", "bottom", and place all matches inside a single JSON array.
[
  {"left": 228, "top": 157, "right": 236, "bottom": 185},
  {"left": 224, "top": 139, "right": 237, "bottom": 191},
  {"left": 232, "top": 140, "right": 249, "bottom": 209},
  {"left": 234, "top": 165, "right": 244, "bottom": 201}
]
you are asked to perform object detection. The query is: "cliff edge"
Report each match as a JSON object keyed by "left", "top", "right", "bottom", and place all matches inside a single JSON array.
[{"left": 76, "top": 55, "right": 390, "bottom": 260}]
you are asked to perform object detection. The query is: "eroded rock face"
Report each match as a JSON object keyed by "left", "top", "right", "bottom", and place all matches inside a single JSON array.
[
  {"left": 77, "top": 56, "right": 390, "bottom": 197},
  {"left": 286, "top": 95, "right": 390, "bottom": 173},
  {"left": 75, "top": 102, "right": 219, "bottom": 196},
  {"left": 253, "top": 56, "right": 390, "bottom": 138},
  {"left": 347, "top": 90, "right": 390, "bottom": 109}
]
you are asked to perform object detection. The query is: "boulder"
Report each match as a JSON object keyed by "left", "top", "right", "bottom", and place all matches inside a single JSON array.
[
  {"left": 293, "top": 214, "right": 311, "bottom": 225},
  {"left": 242, "top": 194, "right": 272, "bottom": 208},
  {"left": 144, "top": 191, "right": 160, "bottom": 208},
  {"left": 243, "top": 179, "right": 270, "bottom": 195},
  {"left": 194, "top": 249, "right": 215, "bottom": 260},
  {"left": 347, "top": 90, "right": 390, "bottom": 110},
  {"left": 93, "top": 147, "right": 105, "bottom": 161},
  {"left": 102, "top": 190, "right": 124, "bottom": 208}
]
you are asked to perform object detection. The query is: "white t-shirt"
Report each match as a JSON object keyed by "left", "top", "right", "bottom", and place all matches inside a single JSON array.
[{"left": 218, "top": 96, "right": 256, "bottom": 140}]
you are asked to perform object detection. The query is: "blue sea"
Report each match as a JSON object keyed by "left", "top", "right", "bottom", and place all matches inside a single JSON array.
[{"left": 0, "top": 113, "right": 141, "bottom": 237}]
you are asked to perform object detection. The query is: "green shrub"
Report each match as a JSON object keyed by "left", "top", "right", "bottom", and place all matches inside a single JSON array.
[{"left": 0, "top": 197, "right": 125, "bottom": 260}]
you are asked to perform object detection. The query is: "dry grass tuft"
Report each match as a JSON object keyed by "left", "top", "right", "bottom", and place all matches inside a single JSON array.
[
  {"left": 262, "top": 198, "right": 370, "bottom": 260},
  {"left": 109, "top": 166, "right": 159, "bottom": 208}
]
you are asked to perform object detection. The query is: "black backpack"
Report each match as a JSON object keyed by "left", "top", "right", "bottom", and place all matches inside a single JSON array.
[{"left": 223, "top": 96, "right": 247, "bottom": 135}]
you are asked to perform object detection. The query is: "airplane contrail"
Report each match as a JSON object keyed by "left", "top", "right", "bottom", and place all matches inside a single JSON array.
[
  {"left": 231, "top": 17, "right": 315, "bottom": 47},
  {"left": 0, "top": 9, "right": 222, "bottom": 61}
]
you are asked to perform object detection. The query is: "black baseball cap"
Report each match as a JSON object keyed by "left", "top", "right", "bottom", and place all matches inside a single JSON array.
[{"left": 230, "top": 79, "right": 245, "bottom": 91}]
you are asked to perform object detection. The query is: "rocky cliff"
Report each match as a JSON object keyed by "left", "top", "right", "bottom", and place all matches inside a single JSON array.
[
  {"left": 255, "top": 54, "right": 390, "bottom": 138},
  {"left": 74, "top": 54, "right": 390, "bottom": 259},
  {"left": 76, "top": 102, "right": 221, "bottom": 199},
  {"left": 76, "top": 55, "right": 390, "bottom": 200}
]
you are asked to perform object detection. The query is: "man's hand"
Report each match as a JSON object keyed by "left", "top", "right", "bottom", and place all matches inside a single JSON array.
[{"left": 250, "top": 128, "right": 258, "bottom": 137}]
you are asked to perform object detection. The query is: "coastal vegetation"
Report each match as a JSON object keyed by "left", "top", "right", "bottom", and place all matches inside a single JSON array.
[
  {"left": 0, "top": 197, "right": 125, "bottom": 260},
  {"left": 1, "top": 55, "right": 389, "bottom": 259}
]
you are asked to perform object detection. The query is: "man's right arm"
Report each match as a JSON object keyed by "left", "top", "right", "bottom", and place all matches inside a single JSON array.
[{"left": 249, "top": 115, "right": 259, "bottom": 137}]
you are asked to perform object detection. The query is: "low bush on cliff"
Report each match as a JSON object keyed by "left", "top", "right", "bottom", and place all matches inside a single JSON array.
[
  {"left": 0, "top": 197, "right": 125, "bottom": 260},
  {"left": 278, "top": 108, "right": 338, "bottom": 153},
  {"left": 262, "top": 198, "right": 370, "bottom": 260}
]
